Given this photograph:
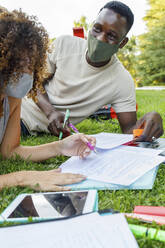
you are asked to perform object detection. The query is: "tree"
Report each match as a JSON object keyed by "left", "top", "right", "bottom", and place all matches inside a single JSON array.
[
  {"left": 137, "top": 23, "right": 165, "bottom": 85},
  {"left": 144, "top": 0, "right": 165, "bottom": 30},
  {"left": 117, "top": 36, "right": 139, "bottom": 85},
  {"left": 137, "top": 0, "right": 165, "bottom": 85},
  {"left": 74, "top": 16, "right": 90, "bottom": 32}
]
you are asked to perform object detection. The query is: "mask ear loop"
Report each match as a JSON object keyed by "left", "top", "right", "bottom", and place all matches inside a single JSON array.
[{"left": 118, "top": 36, "right": 129, "bottom": 49}]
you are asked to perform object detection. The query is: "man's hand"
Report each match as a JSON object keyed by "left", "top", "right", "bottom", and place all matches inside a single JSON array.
[
  {"left": 36, "top": 88, "right": 71, "bottom": 137},
  {"left": 134, "top": 111, "right": 163, "bottom": 142},
  {"left": 47, "top": 110, "right": 70, "bottom": 137}
]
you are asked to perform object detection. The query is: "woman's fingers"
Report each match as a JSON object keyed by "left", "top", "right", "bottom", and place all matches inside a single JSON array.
[
  {"left": 87, "top": 136, "right": 96, "bottom": 147},
  {"left": 60, "top": 173, "right": 85, "bottom": 179},
  {"left": 64, "top": 177, "right": 85, "bottom": 185},
  {"left": 33, "top": 184, "right": 71, "bottom": 192},
  {"left": 77, "top": 134, "right": 96, "bottom": 156},
  {"left": 55, "top": 174, "right": 86, "bottom": 185},
  {"left": 82, "top": 150, "right": 91, "bottom": 158},
  {"left": 52, "top": 168, "right": 61, "bottom": 173},
  {"left": 51, "top": 185, "right": 71, "bottom": 192}
]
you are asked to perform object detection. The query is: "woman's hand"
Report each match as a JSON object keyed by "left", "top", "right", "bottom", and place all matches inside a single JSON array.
[
  {"left": 59, "top": 133, "right": 96, "bottom": 158},
  {"left": 17, "top": 169, "right": 86, "bottom": 191}
]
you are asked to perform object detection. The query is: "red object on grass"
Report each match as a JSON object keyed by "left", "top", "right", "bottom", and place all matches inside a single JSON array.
[
  {"left": 133, "top": 206, "right": 165, "bottom": 217},
  {"left": 111, "top": 104, "right": 138, "bottom": 119},
  {"left": 73, "top": 27, "right": 84, "bottom": 38},
  {"left": 110, "top": 107, "right": 117, "bottom": 119}
]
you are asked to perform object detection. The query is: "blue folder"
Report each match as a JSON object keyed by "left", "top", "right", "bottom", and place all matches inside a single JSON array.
[{"left": 70, "top": 166, "right": 159, "bottom": 190}]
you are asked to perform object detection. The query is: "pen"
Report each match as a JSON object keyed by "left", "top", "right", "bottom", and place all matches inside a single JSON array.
[
  {"left": 59, "top": 109, "right": 70, "bottom": 140},
  {"left": 69, "top": 123, "right": 97, "bottom": 153},
  {"left": 129, "top": 224, "right": 165, "bottom": 242}
]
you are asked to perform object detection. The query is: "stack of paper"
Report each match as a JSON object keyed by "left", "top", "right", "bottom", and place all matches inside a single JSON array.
[
  {"left": 92, "top": 132, "right": 133, "bottom": 149},
  {"left": 60, "top": 133, "right": 165, "bottom": 190},
  {"left": 0, "top": 213, "right": 139, "bottom": 248}
]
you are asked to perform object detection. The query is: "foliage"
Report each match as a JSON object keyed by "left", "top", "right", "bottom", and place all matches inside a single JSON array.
[
  {"left": 137, "top": 0, "right": 165, "bottom": 86},
  {"left": 137, "top": 23, "right": 165, "bottom": 85},
  {"left": 73, "top": 16, "right": 90, "bottom": 32},
  {"left": 117, "top": 36, "right": 139, "bottom": 85},
  {"left": 50, "top": 37, "right": 56, "bottom": 43},
  {"left": 1, "top": 90, "right": 165, "bottom": 247},
  {"left": 144, "top": 0, "right": 165, "bottom": 30},
  {"left": 119, "top": 0, "right": 165, "bottom": 86}
]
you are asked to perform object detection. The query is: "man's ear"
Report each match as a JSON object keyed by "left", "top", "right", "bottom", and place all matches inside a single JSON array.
[{"left": 119, "top": 37, "right": 129, "bottom": 49}]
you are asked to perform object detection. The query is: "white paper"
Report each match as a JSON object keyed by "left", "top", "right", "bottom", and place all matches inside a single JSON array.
[
  {"left": 119, "top": 145, "right": 163, "bottom": 156},
  {"left": 0, "top": 213, "right": 138, "bottom": 248},
  {"left": 93, "top": 132, "right": 133, "bottom": 149},
  {"left": 61, "top": 148, "right": 165, "bottom": 186}
]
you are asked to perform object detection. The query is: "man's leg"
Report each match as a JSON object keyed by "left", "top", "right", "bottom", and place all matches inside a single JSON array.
[{"left": 20, "top": 120, "right": 31, "bottom": 136}]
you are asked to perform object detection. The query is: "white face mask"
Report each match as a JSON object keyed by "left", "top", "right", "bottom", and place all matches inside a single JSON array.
[{"left": 5, "top": 73, "right": 33, "bottom": 98}]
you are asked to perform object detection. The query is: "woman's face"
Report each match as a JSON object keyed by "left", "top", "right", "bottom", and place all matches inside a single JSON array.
[{"left": 5, "top": 73, "right": 33, "bottom": 99}]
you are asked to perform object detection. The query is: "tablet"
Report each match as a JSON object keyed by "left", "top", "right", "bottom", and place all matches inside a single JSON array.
[{"left": 0, "top": 190, "right": 98, "bottom": 223}]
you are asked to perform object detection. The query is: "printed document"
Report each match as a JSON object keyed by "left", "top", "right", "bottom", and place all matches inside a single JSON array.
[
  {"left": 0, "top": 213, "right": 138, "bottom": 248},
  {"left": 93, "top": 132, "right": 132, "bottom": 149},
  {"left": 60, "top": 147, "right": 164, "bottom": 185},
  {"left": 119, "top": 145, "right": 163, "bottom": 156}
]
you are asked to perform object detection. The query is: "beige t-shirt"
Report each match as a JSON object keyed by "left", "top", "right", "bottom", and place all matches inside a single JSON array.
[{"left": 21, "top": 35, "right": 136, "bottom": 133}]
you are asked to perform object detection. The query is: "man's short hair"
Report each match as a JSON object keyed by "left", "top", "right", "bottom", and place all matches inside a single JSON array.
[{"left": 100, "top": 1, "right": 134, "bottom": 33}]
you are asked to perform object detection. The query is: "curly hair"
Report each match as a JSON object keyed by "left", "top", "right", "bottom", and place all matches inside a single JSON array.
[{"left": 0, "top": 9, "right": 49, "bottom": 103}]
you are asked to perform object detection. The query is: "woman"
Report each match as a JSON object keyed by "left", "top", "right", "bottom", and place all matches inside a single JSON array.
[{"left": 0, "top": 9, "right": 95, "bottom": 191}]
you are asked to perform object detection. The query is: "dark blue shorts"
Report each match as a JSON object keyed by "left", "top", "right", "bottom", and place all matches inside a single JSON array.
[{"left": 20, "top": 120, "right": 30, "bottom": 136}]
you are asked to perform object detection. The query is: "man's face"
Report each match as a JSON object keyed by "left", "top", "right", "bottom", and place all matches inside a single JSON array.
[{"left": 91, "top": 8, "right": 128, "bottom": 47}]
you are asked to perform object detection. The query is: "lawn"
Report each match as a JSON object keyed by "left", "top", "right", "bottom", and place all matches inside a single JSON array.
[{"left": 0, "top": 90, "right": 165, "bottom": 247}]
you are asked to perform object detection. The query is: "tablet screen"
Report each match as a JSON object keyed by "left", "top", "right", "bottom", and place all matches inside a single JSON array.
[{"left": 8, "top": 192, "right": 88, "bottom": 218}]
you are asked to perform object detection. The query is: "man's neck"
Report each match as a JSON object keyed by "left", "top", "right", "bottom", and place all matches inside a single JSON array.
[{"left": 86, "top": 51, "right": 111, "bottom": 68}]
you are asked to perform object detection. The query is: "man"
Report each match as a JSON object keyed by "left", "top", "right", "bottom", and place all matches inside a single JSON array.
[{"left": 21, "top": 1, "right": 163, "bottom": 141}]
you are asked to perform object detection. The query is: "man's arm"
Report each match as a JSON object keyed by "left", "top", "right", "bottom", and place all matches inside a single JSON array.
[
  {"left": 34, "top": 38, "right": 70, "bottom": 137},
  {"left": 36, "top": 77, "right": 70, "bottom": 137},
  {"left": 117, "top": 111, "right": 163, "bottom": 141},
  {"left": 117, "top": 111, "right": 137, "bottom": 134},
  {"left": 36, "top": 86, "right": 55, "bottom": 119}
]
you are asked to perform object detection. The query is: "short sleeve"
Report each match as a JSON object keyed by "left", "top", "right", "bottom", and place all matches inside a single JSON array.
[
  {"left": 46, "top": 39, "right": 58, "bottom": 74},
  {"left": 111, "top": 71, "right": 136, "bottom": 113}
]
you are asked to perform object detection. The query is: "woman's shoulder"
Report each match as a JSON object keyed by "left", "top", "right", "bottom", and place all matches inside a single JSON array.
[{"left": 8, "top": 96, "right": 21, "bottom": 114}]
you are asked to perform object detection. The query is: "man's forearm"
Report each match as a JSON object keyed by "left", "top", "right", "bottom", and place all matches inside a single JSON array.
[
  {"left": 36, "top": 89, "right": 55, "bottom": 118},
  {"left": 36, "top": 73, "right": 56, "bottom": 118},
  {"left": 36, "top": 86, "right": 67, "bottom": 137},
  {"left": 122, "top": 124, "right": 137, "bottom": 134},
  {"left": 117, "top": 111, "right": 137, "bottom": 134}
]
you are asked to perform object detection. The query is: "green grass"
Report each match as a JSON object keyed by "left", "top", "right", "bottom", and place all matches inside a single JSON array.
[{"left": 1, "top": 90, "right": 165, "bottom": 247}]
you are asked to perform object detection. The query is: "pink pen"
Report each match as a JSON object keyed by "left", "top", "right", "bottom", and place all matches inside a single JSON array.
[{"left": 69, "top": 123, "right": 97, "bottom": 153}]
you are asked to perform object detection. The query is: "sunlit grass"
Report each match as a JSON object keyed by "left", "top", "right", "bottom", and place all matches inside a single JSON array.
[{"left": 0, "top": 90, "right": 165, "bottom": 247}]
